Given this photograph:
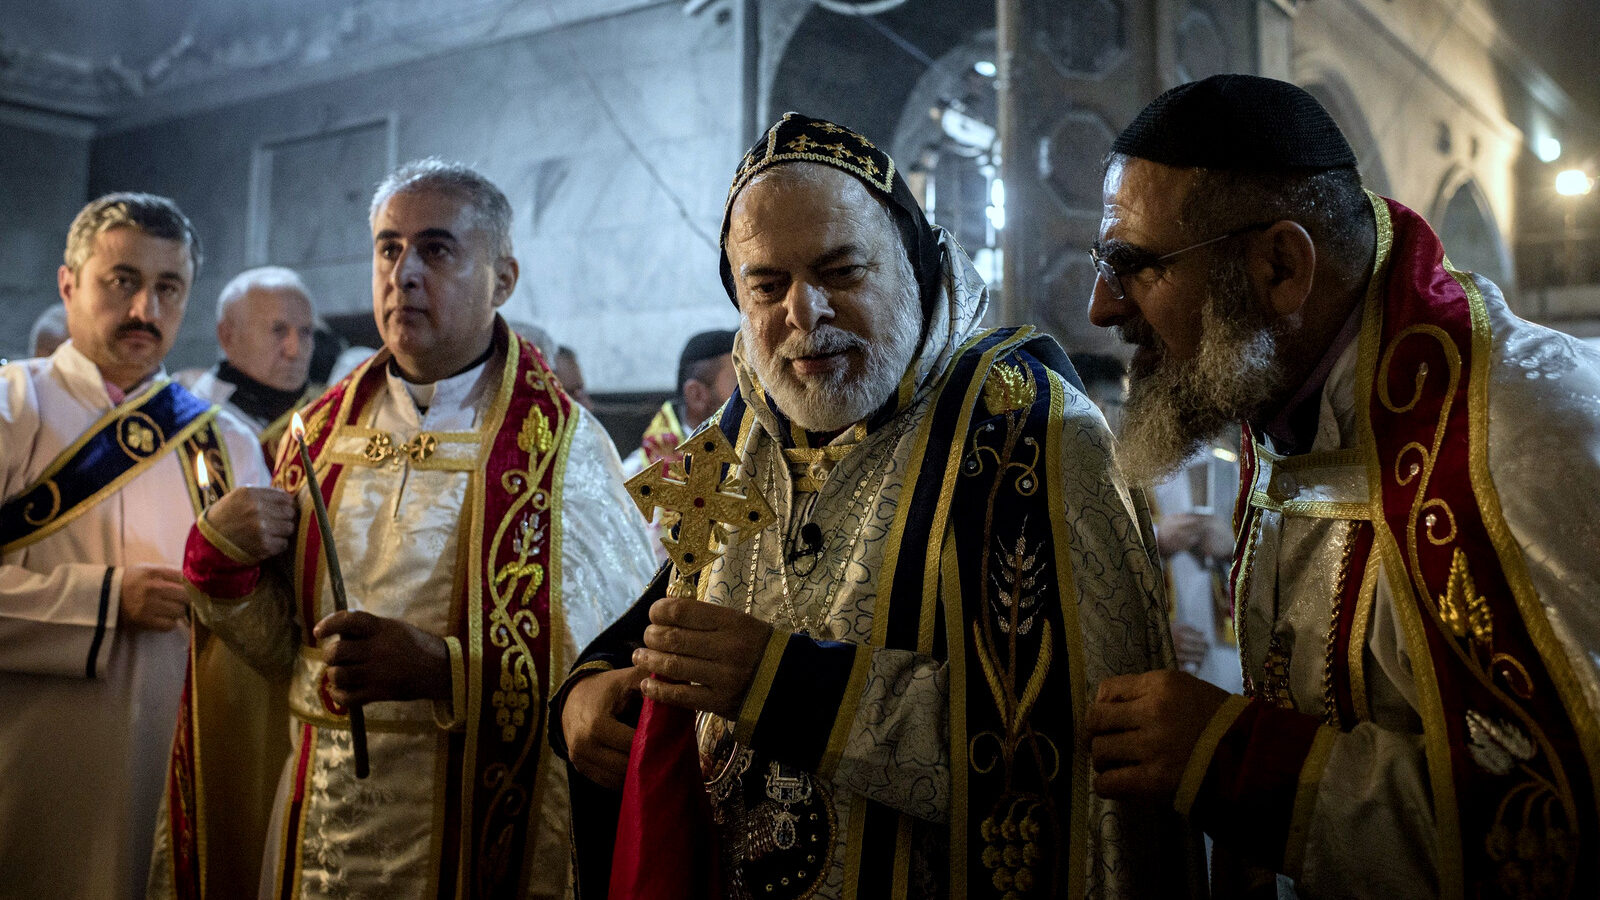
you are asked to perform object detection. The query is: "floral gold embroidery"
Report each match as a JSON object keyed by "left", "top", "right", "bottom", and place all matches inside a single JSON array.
[
  {"left": 117, "top": 413, "right": 164, "bottom": 457},
  {"left": 1437, "top": 547, "right": 1493, "bottom": 655},
  {"left": 361, "top": 431, "right": 439, "bottom": 467},
  {"left": 983, "top": 361, "right": 1033, "bottom": 417},
  {"left": 518, "top": 407, "right": 553, "bottom": 458}
]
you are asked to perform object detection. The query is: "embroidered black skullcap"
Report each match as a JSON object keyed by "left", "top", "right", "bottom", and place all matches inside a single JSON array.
[
  {"left": 719, "top": 112, "right": 942, "bottom": 310},
  {"left": 677, "top": 329, "right": 737, "bottom": 392},
  {"left": 1112, "top": 74, "right": 1356, "bottom": 172}
]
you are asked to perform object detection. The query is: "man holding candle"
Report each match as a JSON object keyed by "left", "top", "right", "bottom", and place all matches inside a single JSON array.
[
  {"left": 183, "top": 158, "right": 655, "bottom": 899},
  {"left": 0, "top": 193, "right": 271, "bottom": 899}
]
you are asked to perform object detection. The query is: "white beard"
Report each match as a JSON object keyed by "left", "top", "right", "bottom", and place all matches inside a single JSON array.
[
  {"left": 744, "top": 290, "right": 922, "bottom": 434},
  {"left": 1118, "top": 259, "right": 1284, "bottom": 486}
]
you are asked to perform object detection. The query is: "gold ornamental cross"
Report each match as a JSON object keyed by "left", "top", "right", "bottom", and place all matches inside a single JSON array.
[{"left": 625, "top": 426, "right": 774, "bottom": 577}]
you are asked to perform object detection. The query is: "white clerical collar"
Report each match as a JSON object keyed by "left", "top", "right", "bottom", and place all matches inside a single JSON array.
[
  {"left": 384, "top": 352, "right": 496, "bottom": 426},
  {"left": 52, "top": 339, "right": 165, "bottom": 411}
]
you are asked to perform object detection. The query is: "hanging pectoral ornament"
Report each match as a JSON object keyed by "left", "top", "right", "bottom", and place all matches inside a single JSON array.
[
  {"left": 611, "top": 425, "right": 777, "bottom": 900},
  {"left": 625, "top": 426, "right": 776, "bottom": 586}
]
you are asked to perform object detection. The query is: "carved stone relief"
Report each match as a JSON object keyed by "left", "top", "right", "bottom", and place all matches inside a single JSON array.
[
  {"left": 1039, "top": 107, "right": 1116, "bottom": 216},
  {"left": 1036, "top": 0, "right": 1128, "bottom": 79}
]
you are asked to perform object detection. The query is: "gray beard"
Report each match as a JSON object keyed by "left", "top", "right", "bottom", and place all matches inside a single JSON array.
[
  {"left": 1117, "top": 259, "right": 1284, "bottom": 486},
  {"left": 745, "top": 292, "right": 922, "bottom": 434}
]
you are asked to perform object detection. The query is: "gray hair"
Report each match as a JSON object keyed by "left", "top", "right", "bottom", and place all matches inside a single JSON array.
[
  {"left": 63, "top": 192, "right": 202, "bottom": 276},
  {"left": 369, "top": 158, "right": 514, "bottom": 259},
  {"left": 29, "top": 305, "right": 68, "bottom": 354},
  {"left": 1173, "top": 162, "right": 1372, "bottom": 270},
  {"left": 216, "top": 265, "right": 313, "bottom": 323}
]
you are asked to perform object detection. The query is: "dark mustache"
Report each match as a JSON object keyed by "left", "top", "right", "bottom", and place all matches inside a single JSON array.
[
  {"left": 116, "top": 322, "right": 162, "bottom": 341},
  {"left": 1117, "top": 318, "right": 1158, "bottom": 350}
]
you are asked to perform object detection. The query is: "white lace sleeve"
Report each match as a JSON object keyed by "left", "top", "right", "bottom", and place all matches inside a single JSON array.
[{"left": 557, "top": 408, "right": 657, "bottom": 656}]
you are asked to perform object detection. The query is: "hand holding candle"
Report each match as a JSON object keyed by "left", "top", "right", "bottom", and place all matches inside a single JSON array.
[{"left": 290, "top": 412, "right": 371, "bottom": 779}]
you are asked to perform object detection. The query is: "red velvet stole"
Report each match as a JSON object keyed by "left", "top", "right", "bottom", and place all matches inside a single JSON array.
[
  {"left": 268, "top": 331, "right": 576, "bottom": 897},
  {"left": 159, "top": 419, "right": 236, "bottom": 900},
  {"left": 1360, "top": 197, "right": 1597, "bottom": 896},
  {"left": 1228, "top": 198, "right": 1598, "bottom": 894}
]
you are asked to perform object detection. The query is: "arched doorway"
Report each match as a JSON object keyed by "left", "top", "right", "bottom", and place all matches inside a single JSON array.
[{"left": 1435, "top": 175, "right": 1514, "bottom": 290}]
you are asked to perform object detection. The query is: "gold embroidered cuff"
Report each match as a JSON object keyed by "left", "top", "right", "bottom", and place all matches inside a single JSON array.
[
  {"left": 197, "top": 510, "right": 255, "bottom": 565},
  {"left": 733, "top": 629, "right": 789, "bottom": 744},
  {"left": 432, "top": 636, "right": 468, "bottom": 731},
  {"left": 1174, "top": 693, "right": 1250, "bottom": 817},
  {"left": 816, "top": 644, "right": 874, "bottom": 780},
  {"left": 1283, "top": 725, "right": 1338, "bottom": 877}
]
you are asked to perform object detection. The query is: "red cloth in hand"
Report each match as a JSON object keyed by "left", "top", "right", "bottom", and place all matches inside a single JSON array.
[
  {"left": 609, "top": 690, "right": 721, "bottom": 900},
  {"left": 182, "top": 523, "right": 260, "bottom": 599}
]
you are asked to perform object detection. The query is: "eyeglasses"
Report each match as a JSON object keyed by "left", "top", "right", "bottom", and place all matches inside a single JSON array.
[{"left": 1089, "top": 222, "right": 1273, "bottom": 300}]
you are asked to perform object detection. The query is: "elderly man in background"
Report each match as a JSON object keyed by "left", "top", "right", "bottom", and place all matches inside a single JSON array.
[
  {"left": 181, "top": 265, "right": 319, "bottom": 448},
  {"left": 28, "top": 304, "right": 69, "bottom": 358},
  {"left": 181, "top": 158, "right": 655, "bottom": 898},
  {"left": 1084, "top": 74, "right": 1600, "bottom": 897},
  {"left": 0, "top": 193, "right": 269, "bottom": 898},
  {"left": 555, "top": 113, "right": 1194, "bottom": 900}
]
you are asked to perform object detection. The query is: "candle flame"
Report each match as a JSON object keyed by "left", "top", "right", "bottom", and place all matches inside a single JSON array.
[
  {"left": 291, "top": 411, "right": 306, "bottom": 442},
  {"left": 195, "top": 453, "right": 210, "bottom": 489}
]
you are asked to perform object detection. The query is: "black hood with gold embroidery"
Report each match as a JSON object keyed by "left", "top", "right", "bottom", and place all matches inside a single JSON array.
[{"left": 718, "top": 112, "right": 942, "bottom": 316}]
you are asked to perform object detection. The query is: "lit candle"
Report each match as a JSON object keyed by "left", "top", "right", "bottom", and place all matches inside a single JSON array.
[
  {"left": 290, "top": 412, "right": 370, "bottom": 778},
  {"left": 194, "top": 453, "right": 216, "bottom": 508}
]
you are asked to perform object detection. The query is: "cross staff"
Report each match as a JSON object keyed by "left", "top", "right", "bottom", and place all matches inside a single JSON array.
[{"left": 625, "top": 426, "right": 775, "bottom": 593}]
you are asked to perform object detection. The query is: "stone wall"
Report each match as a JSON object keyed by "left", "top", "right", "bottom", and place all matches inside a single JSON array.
[
  {"left": 81, "top": 2, "right": 743, "bottom": 390},
  {"left": 1293, "top": 0, "right": 1521, "bottom": 289},
  {"left": 0, "top": 110, "right": 91, "bottom": 362}
]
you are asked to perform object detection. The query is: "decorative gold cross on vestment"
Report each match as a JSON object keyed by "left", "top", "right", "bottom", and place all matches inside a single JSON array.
[{"left": 625, "top": 426, "right": 775, "bottom": 579}]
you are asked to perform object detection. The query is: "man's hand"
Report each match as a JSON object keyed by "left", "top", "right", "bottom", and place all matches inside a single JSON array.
[
  {"left": 1155, "top": 512, "right": 1209, "bottom": 557},
  {"left": 203, "top": 486, "right": 297, "bottom": 564},
  {"left": 119, "top": 564, "right": 190, "bottom": 630},
  {"left": 313, "top": 611, "right": 450, "bottom": 707},
  {"left": 1171, "top": 624, "right": 1209, "bottom": 673},
  {"left": 1087, "top": 670, "right": 1231, "bottom": 803},
  {"left": 562, "top": 665, "right": 645, "bottom": 790},
  {"left": 633, "top": 595, "right": 773, "bottom": 720}
]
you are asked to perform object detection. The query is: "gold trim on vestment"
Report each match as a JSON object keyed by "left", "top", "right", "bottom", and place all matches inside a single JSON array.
[
  {"left": 197, "top": 509, "right": 255, "bottom": 564},
  {"left": 286, "top": 725, "right": 316, "bottom": 900},
  {"left": 870, "top": 329, "right": 993, "bottom": 646},
  {"left": 1355, "top": 192, "right": 1466, "bottom": 897},
  {"left": 919, "top": 329, "right": 1034, "bottom": 651},
  {"left": 1454, "top": 269, "right": 1600, "bottom": 815},
  {"left": 1173, "top": 693, "right": 1250, "bottom": 817},
  {"left": 457, "top": 333, "right": 517, "bottom": 895},
  {"left": 1043, "top": 367, "right": 1088, "bottom": 897},
  {"left": 783, "top": 435, "right": 861, "bottom": 493},
  {"left": 15, "top": 377, "right": 168, "bottom": 484},
  {"left": 734, "top": 630, "right": 789, "bottom": 745},
  {"left": 1348, "top": 552, "right": 1381, "bottom": 722},
  {"left": 1279, "top": 499, "right": 1373, "bottom": 521},
  {"left": 1284, "top": 725, "right": 1338, "bottom": 877},
  {"left": 890, "top": 816, "right": 914, "bottom": 898},
  {"left": 326, "top": 424, "right": 481, "bottom": 471},
  {"left": 2, "top": 385, "right": 217, "bottom": 555},
  {"left": 840, "top": 804, "right": 867, "bottom": 900},
  {"left": 434, "top": 637, "right": 468, "bottom": 731},
  {"left": 519, "top": 365, "right": 577, "bottom": 898},
  {"left": 939, "top": 536, "right": 970, "bottom": 898},
  {"left": 1271, "top": 447, "right": 1365, "bottom": 473},
  {"left": 818, "top": 643, "right": 874, "bottom": 781}
]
